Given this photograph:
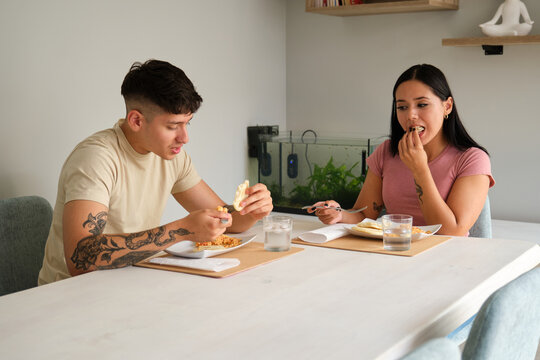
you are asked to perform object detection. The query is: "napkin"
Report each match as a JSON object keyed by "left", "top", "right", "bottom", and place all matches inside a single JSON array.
[
  {"left": 148, "top": 257, "right": 240, "bottom": 272},
  {"left": 298, "top": 224, "right": 348, "bottom": 244}
]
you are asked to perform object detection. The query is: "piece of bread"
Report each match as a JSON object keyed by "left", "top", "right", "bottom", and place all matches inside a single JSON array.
[
  {"left": 354, "top": 220, "right": 382, "bottom": 230},
  {"left": 233, "top": 180, "right": 249, "bottom": 211},
  {"left": 351, "top": 226, "right": 383, "bottom": 236}
]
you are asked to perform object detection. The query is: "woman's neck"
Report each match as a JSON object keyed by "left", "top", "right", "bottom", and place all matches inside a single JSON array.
[{"left": 424, "top": 133, "right": 449, "bottom": 162}]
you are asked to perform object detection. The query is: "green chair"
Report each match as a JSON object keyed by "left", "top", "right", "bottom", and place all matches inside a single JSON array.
[{"left": 0, "top": 196, "right": 53, "bottom": 296}]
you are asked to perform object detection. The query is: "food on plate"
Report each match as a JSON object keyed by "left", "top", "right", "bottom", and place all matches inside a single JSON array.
[
  {"left": 233, "top": 180, "right": 249, "bottom": 211},
  {"left": 351, "top": 226, "right": 383, "bottom": 236},
  {"left": 351, "top": 221, "right": 431, "bottom": 237},
  {"left": 351, "top": 221, "right": 383, "bottom": 236},
  {"left": 353, "top": 220, "right": 382, "bottom": 230},
  {"left": 412, "top": 226, "right": 431, "bottom": 234},
  {"left": 195, "top": 234, "right": 242, "bottom": 251}
]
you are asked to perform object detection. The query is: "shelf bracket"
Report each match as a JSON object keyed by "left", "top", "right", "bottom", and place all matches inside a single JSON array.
[{"left": 482, "top": 45, "right": 503, "bottom": 55}]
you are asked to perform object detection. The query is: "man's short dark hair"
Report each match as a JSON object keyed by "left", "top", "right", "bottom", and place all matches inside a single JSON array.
[{"left": 121, "top": 59, "right": 203, "bottom": 114}]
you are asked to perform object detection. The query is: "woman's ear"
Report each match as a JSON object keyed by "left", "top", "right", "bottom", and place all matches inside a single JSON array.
[
  {"left": 444, "top": 97, "right": 454, "bottom": 115},
  {"left": 126, "top": 110, "right": 144, "bottom": 131}
]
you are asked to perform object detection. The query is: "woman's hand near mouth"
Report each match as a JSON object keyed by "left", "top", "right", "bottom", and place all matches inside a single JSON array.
[{"left": 398, "top": 127, "right": 429, "bottom": 176}]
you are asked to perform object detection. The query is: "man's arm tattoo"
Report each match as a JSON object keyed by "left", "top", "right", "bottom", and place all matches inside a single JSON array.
[
  {"left": 96, "top": 250, "right": 158, "bottom": 270},
  {"left": 71, "top": 212, "right": 194, "bottom": 270},
  {"left": 83, "top": 211, "right": 107, "bottom": 235},
  {"left": 414, "top": 179, "right": 424, "bottom": 205}
]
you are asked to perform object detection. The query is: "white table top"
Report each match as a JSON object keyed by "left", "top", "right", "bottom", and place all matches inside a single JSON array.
[{"left": 1, "top": 214, "right": 539, "bottom": 360}]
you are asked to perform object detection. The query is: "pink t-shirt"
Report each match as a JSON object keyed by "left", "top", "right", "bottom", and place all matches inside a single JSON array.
[{"left": 367, "top": 140, "right": 495, "bottom": 226}]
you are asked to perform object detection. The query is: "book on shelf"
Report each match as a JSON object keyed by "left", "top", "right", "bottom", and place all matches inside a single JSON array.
[
  {"left": 309, "top": 0, "right": 418, "bottom": 6},
  {"left": 310, "top": 0, "right": 364, "bottom": 7}
]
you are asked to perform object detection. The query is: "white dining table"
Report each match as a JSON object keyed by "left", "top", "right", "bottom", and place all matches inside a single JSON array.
[{"left": 0, "top": 213, "right": 539, "bottom": 360}]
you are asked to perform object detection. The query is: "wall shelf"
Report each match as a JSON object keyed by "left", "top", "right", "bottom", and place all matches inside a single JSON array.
[
  {"left": 305, "top": 0, "right": 459, "bottom": 16},
  {"left": 442, "top": 35, "right": 540, "bottom": 55}
]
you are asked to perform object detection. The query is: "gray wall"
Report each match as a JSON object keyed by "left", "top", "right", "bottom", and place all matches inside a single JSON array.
[
  {"left": 286, "top": 0, "right": 540, "bottom": 222},
  {"left": 0, "top": 0, "right": 286, "bottom": 225}
]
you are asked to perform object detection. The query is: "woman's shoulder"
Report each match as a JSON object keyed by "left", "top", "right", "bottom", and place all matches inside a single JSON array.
[
  {"left": 442, "top": 145, "right": 489, "bottom": 162},
  {"left": 461, "top": 147, "right": 494, "bottom": 186},
  {"left": 372, "top": 139, "right": 392, "bottom": 155},
  {"left": 459, "top": 146, "right": 490, "bottom": 164},
  {"left": 452, "top": 146, "right": 494, "bottom": 185}
]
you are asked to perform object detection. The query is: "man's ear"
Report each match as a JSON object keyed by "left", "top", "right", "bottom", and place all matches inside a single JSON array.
[{"left": 126, "top": 110, "right": 145, "bottom": 132}]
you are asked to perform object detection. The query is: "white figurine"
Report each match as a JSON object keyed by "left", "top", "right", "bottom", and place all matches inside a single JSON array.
[{"left": 479, "top": 0, "right": 534, "bottom": 36}]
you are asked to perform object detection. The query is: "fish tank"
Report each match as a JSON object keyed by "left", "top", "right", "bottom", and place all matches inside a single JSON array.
[{"left": 250, "top": 131, "right": 386, "bottom": 215}]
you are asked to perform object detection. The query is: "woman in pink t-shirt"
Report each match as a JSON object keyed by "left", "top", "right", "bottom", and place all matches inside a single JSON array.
[{"left": 309, "top": 64, "right": 494, "bottom": 236}]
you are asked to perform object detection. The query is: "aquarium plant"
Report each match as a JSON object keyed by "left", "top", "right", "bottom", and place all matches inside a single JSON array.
[{"left": 287, "top": 157, "right": 365, "bottom": 209}]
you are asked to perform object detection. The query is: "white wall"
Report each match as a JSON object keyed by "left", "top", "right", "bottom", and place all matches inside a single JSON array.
[
  {"left": 286, "top": 0, "right": 540, "bottom": 222},
  {"left": 0, "top": 0, "right": 286, "bottom": 224}
]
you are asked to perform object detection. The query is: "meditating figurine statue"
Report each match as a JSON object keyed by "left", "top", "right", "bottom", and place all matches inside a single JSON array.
[{"left": 479, "top": 0, "right": 534, "bottom": 36}]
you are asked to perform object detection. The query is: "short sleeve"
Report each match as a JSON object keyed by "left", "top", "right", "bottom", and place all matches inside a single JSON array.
[
  {"left": 456, "top": 148, "right": 495, "bottom": 188},
  {"left": 61, "top": 143, "right": 116, "bottom": 207}
]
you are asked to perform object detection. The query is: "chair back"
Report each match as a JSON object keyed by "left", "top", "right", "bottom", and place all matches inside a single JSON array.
[
  {"left": 462, "top": 267, "right": 540, "bottom": 360},
  {"left": 469, "top": 195, "right": 492, "bottom": 238},
  {"left": 0, "top": 196, "right": 53, "bottom": 296}
]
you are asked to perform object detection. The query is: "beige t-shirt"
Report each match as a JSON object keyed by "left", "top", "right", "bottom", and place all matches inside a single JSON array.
[{"left": 38, "top": 120, "right": 201, "bottom": 285}]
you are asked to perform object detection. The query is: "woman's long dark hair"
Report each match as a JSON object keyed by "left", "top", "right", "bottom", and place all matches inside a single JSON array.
[{"left": 390, "top": 64, "right": 488, "bottom": 156}]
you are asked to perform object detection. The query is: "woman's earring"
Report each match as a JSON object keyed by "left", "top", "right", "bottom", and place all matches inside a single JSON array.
[{"left": 444, "top": 113, "right": 449, "bottom": 120}]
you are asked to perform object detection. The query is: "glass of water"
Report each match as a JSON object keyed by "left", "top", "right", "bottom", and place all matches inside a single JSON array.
[
  {"left": 263, "top": 215, "right": 293, "bottom": 252},
  {"left": 382, "top": 214, "right": 413, "bottom": 251}
]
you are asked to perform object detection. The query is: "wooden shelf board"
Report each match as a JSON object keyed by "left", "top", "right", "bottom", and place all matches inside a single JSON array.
[
  {"left": 306, "top": 0, "right": 458, "bottom": 16},
  {"left": 442, "top": 35, "right": 540, "bottom": 46}
]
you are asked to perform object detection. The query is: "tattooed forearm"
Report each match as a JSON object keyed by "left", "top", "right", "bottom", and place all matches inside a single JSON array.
[
  {"left": 124, "top": 227, "right": 194, "bottom": 249},
  {"left": 71, "top": 211, "right": 195, "bottom": 270},
  {"left": 414, "top": 179, "right": 424, "bottom": 204},
  {"left": 124, "top": 228, "right": 166, "bottom": 250},
  {"left": 71, "top": 234, "right": 124, "bottom": 270},
  {"left": 158, "top": 227, "right": 194, "bottom": 246},
  {"left": 96, "top": 250, "right": 158, "bottom": 270}
]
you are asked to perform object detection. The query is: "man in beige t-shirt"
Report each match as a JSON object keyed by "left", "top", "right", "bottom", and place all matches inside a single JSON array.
[{"left": 39, "top": 60, "right": 273, "bottom": 285}]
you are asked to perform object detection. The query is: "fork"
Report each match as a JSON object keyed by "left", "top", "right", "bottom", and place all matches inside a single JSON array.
[
  {"left": 301, "top": 205, "right": 367, "bottom": 213},
  {"left": 220, "top": 205, "right": 237, "bottom": 223}
]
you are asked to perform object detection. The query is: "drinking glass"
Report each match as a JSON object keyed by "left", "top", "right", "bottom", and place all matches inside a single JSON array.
[
  {"left": 382, "top": 214, "right": 413, "bottom": 251},
  {"left": 263, "top": 215, "right": 293, "bottom": 252}
]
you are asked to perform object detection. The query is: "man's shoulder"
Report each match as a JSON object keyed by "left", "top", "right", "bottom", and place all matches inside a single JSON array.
[
  {"left": 62, "top": 127, "right": 121, "bottom": 173},
  {"left": 76, "top": 127, "right": 118, "bottom": 150},
  {"left": 67, "top": 125, "right": 125, "bottom": 161}
]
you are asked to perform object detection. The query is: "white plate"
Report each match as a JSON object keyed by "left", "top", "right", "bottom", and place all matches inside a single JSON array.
[
  {"left": 164, "top": 234, "right": 256, "bottom": 259},
  {"left": 344, "top": 223, "right": 441, "bottom": 241}
]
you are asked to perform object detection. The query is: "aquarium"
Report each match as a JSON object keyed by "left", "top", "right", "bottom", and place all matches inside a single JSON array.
[{"left": 253, "top": 132, "right": 386, "bottom": 214}]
